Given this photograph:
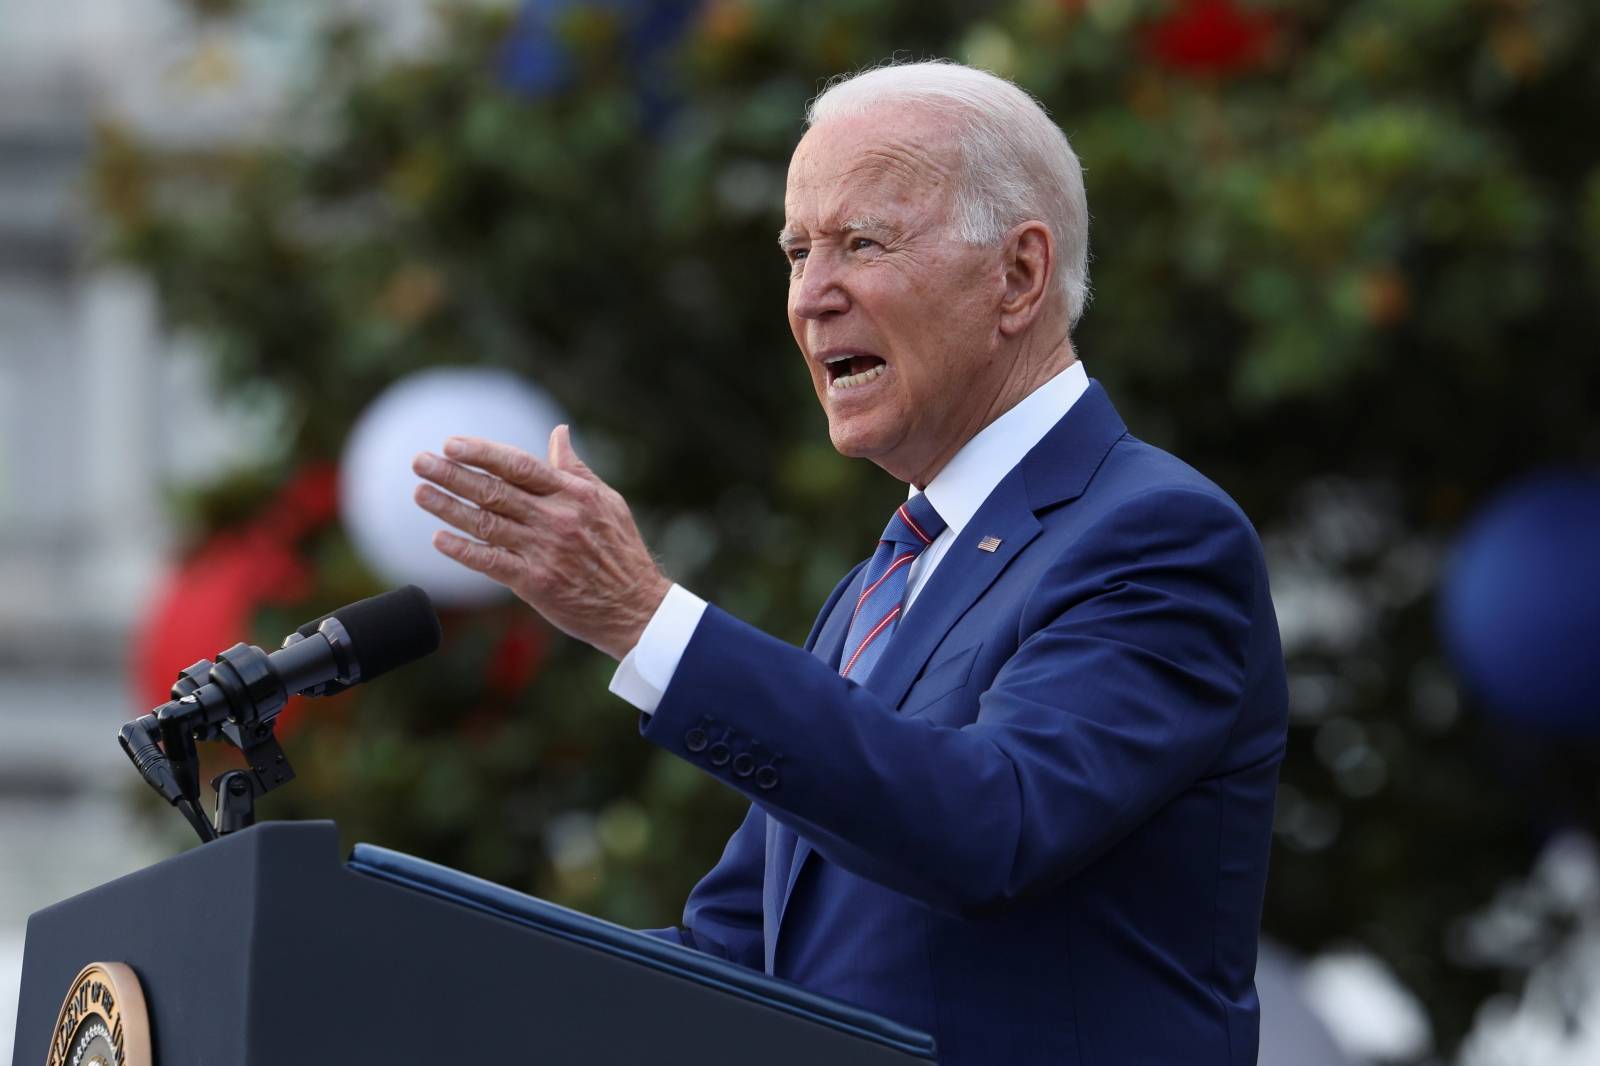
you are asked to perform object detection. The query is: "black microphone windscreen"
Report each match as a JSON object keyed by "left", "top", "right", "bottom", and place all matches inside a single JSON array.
[{"left": 331, "top": 585, "right": 443, "bottom": 683}]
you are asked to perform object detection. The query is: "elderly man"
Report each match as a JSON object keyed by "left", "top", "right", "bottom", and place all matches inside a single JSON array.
[{"left": 413, "top": 61, "right": 1286, "bottom": 1066}]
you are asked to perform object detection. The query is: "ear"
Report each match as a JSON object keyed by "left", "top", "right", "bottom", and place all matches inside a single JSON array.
[{"left": 998, "top": 221, "right": 1054, "bottom": 337}]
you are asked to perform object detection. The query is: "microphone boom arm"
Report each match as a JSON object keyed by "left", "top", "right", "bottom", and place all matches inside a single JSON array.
[
  {"left": 124, "top": 643, "right": 306, "bottom": 842},
  {"left": 116, "top": 586, "right": 439, "bottom": 843}
]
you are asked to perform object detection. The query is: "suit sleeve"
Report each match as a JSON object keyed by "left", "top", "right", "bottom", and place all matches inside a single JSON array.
[
  {"left": 635, "top": 561, "right": 868, "bottom": 960},
  {"left": 641, "top": 488, "right": 1260, "bottom": 916}
]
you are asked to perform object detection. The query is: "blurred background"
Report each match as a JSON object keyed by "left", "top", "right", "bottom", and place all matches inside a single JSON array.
[{"left": 2, "top": 0, "right": 1598, "bottom": 1063}]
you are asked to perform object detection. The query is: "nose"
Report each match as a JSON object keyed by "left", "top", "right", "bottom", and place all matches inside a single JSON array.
[{"left": 789, "top": 250, "right": 850, "bottom": 321}]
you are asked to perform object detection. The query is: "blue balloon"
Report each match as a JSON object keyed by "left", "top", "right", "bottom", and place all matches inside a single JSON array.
[
  {"left": 499, "top": 0, "right": 579, "bottom": 97},
  {"left": 1440, "top": 471, "right": 1600, "bottom": 734},
  {"left": 498, "top": 0, "right": 699, "bottom": 114}
]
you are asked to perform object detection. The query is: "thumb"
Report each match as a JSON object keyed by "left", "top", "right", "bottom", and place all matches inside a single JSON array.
[{"left": 548, "top": 424, "right": 592, "bottom": 477}]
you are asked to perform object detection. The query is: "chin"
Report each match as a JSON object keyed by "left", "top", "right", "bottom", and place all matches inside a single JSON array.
[
  {"left": 826, "top": 419, "right": 871, "bottom": 459},
  {"left": 826, "top": 415, "right": 898, "bottom": 465},
  {"left": 826, "top": 424, "right": 867, "bottom": 459}
]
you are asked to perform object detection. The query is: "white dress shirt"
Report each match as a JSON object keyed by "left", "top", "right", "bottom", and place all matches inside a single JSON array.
[{"left": 609, "top": 360, "right": 1091, "bottom": 714}]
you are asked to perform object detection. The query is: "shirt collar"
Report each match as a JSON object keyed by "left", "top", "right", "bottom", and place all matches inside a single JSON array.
[{"left": 912, "top": 361, "right": 1090, "bottom": 536}]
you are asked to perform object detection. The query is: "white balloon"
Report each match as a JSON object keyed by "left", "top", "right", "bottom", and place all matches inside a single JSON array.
[{"left": 340, "top": 367, "right": 566, "bottom": 607}]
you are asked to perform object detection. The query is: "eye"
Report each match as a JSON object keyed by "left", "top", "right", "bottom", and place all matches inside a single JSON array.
[{"left": 849, "top": 237, "right": 878, "bottom": 252}]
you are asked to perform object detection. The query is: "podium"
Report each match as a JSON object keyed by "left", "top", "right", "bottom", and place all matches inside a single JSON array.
[{"left": 12, "top": 821, "right": 936, "bottom": 1065}]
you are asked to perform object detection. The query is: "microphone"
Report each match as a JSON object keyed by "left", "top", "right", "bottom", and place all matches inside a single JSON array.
[
  {"left": 275, "top": 584, "right": 444, "bottom": 699},
  {"left": 121, "top": 587, "right": 442, "bottom": 839},
  {"left": 164, "top": 585, "right": 442, "bottom": 730}
]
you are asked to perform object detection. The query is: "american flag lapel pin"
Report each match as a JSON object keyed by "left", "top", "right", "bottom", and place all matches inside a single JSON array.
[{"left": 977, "top": 535, "right": 1002, "bottom": 553}]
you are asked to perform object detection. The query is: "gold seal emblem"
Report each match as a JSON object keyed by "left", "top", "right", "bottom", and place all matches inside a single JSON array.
[{"left": 44, "top": 962, "right": 153, "bottom": 1066}]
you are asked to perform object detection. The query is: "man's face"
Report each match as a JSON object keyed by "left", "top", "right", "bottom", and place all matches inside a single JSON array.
[{"left": 782, "top": 107, "right": 1004, "bottom": 487}]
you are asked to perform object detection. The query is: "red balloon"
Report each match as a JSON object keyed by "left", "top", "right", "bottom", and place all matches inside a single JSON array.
[
  {"left": 130, "top": 529, "right": 313, "bottom": 712},
  {"left": 1146, "top": 0, "right": 1276, "bottom": 75},
  {"left": 487, "top": 616, "right": 550, "bottom": 696},
  {"left": 130, "top": 464, "right": 339, "bottom": 714}
]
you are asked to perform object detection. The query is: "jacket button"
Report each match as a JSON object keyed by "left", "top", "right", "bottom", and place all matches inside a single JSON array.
[
  {"left": 755, "top": 765, "right": 780, "bottom": 790},
  {"left": 707, "top": 742, "right": 731, "bottom": 767},
  {"left": 684, "top": 728, "right": 708, "bottom": 753},
  {"left": 732, "top": 753, "right": 755, "bottom": 777}
]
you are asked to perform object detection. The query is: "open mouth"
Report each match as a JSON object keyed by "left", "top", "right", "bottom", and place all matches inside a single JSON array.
[{"left": 824, "top": 353, "right": 887, "bottom": 389}]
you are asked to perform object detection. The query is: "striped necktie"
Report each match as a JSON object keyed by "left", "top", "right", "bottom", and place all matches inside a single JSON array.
[{"left": 840, "top": 494, "right": 948, "bottom": 681}]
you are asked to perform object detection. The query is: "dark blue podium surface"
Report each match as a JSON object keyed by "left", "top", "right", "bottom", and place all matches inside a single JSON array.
[{"left": 13, "top": 821, "right": 936, "bottom": 1065}]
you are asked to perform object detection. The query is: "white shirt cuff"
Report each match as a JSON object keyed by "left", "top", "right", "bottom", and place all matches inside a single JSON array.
[{"left": 608, "top": 583, "right": 708, "bottom": 715}]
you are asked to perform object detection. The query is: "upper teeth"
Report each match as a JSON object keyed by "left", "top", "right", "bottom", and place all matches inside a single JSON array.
[{"left": 833, "top": 363, "right": 884, "bottom": 389}]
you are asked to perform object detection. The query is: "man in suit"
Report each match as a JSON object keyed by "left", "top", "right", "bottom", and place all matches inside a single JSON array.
[{"left": 413, "top": 61, "right": 1286, "bottom": 1066}]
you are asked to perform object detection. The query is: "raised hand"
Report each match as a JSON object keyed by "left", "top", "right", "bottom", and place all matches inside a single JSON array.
[{"left": 411, "top": 425, "right": 671, "bottom": 660}]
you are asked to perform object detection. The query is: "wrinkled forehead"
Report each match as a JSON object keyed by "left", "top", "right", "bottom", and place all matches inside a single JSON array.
[{"left": 783, "top": 110, "right": 961, "bottom": 229}]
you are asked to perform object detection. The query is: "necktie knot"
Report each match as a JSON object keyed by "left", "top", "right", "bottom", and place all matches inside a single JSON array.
[
  {"left": 840, "top": 493, "right": 946, "bottom": 680},
  {"left": 882, "top": 493, "right": 947, "bottom": 551}
]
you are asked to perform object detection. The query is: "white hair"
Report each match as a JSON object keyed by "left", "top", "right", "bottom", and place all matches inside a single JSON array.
[{"left": 807, "top": 60, "right": 1091, "bottom": 328}]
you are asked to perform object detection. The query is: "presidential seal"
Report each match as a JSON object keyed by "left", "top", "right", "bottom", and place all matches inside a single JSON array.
[{"left": 45, "top": 962, "right": 152, "bottom": 1066}]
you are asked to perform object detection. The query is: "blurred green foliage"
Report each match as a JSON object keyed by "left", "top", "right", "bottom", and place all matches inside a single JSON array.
[{"left": 94, "top": 0, "right": 1600, "bottom": 1054}]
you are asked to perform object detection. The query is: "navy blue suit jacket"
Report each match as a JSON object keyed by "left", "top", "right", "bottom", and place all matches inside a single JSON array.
[{"left": 641, "top": 382, "right": 1287, "bottom": 1065}]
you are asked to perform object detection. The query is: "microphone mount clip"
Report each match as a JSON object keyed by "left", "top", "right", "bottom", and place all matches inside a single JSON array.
[
  {"left": 125, "top": 637, "right": 314, "bottom": 843},
  {"left": 115, "top": 585, "right": 440, "bottom": 844}
]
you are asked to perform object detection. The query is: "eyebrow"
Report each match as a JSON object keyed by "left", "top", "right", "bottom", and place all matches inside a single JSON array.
[
  {"left": 777, "top": 216, "right": 900, "bottom": 251},
  {"left": 842, "top": 215, "right": 896, "bottom": 236}
]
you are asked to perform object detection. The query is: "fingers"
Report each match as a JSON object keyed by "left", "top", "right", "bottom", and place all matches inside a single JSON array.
[
  {"left": 443, "top": 436, "right": 575, "bottom": 495},
  {"left": 431, "top": 530, "right": 519, "bottom": 583},
  {"left": 414, "top": 483, "right": 523, "bottom": 548},
  {"left": 547, "top": 424, "right": 591, "bottom": 477},
  {"left": 412, "top": 452, "right": 535, "bottom": 519}
]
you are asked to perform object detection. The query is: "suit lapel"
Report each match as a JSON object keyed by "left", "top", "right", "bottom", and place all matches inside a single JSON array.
[
  {"left": 843, "top": 381, "right": 1127, "bottom": 712},
  {"left": 812, "top": 563, "right": 863, "bottom": 672},
  {"left": 863, "top": 473, "right": 1040, "bottom": 711},
  {"left": 776, "top": 480, "right": 1039, "bottom": 929},
  {"left": 1016, "top": 381, "right": 1126, "bottom": 513},
  {"left": 774, "top": 381, "right": 1128, "bottom": 945}
]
